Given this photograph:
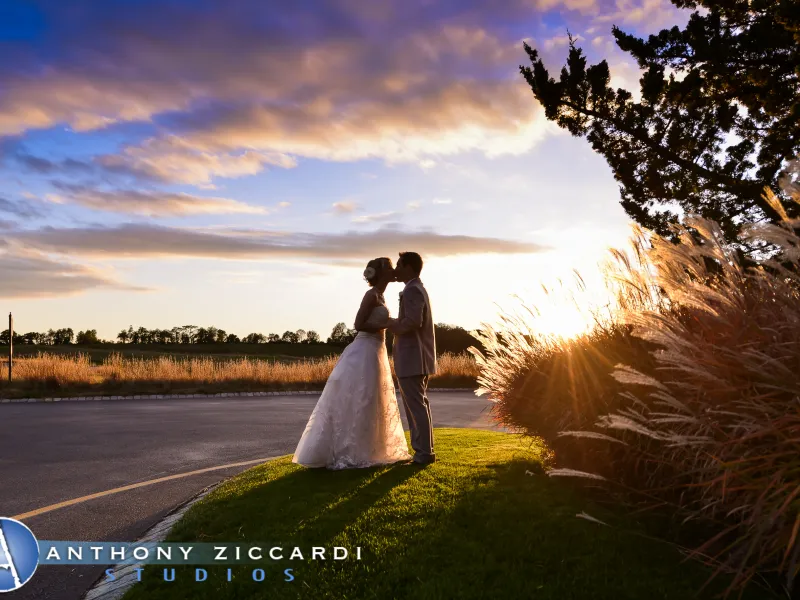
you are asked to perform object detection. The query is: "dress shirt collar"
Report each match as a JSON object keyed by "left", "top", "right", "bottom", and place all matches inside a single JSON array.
[{"left": 403, "top": 277, "right": 420, "bottom": 290}]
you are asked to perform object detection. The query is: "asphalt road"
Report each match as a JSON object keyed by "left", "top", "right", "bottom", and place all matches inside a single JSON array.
[{"left": 0, "top": 391, "right": 498, "bottom": 600}]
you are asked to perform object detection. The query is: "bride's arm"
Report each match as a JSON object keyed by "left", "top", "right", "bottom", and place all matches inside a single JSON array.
[{"left": 354, "top": 290, "right": 381, "bottom": 332}]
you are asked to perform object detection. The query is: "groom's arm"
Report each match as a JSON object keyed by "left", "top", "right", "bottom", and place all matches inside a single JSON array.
[{"left": 388, "top": 287, "right": 424, "bottom": 335}]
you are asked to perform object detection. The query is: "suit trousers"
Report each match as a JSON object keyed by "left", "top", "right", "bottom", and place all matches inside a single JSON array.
[{"left": 397, "top": 375, "right": 434, "bottom": 459}]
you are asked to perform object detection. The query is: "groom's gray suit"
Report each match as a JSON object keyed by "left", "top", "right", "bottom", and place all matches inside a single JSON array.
[{"left": 390, "top": 277, "right": 436, "bottom": 461}]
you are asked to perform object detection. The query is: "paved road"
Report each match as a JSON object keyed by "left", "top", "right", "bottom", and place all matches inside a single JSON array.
[{"left": 0, "top": 391, "right": 498, "bottom": 600}]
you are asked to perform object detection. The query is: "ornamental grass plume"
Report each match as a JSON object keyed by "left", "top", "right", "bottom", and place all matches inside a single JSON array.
[
  {"left": 473, "top": 173, "right": 800, "bottom": 594},
  {"left": 596, "top": 187, "right": 800, "bottom": 594}
]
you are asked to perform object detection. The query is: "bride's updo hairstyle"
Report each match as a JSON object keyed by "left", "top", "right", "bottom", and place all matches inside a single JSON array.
[{"left": 363, "top": 257, "right": 393, "bottom": 287}]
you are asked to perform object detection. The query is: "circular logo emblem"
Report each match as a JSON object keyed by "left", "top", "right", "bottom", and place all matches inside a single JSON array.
[{"left": 0, "top": 518, "right": 39, "bottom": 592}]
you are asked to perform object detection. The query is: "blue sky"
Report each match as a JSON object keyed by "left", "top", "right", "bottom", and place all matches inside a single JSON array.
[{"left": 0, "top": 0, "right": 687, "bottom": 341}]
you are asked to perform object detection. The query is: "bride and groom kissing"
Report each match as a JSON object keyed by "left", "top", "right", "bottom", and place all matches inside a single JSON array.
[{"left": 293, "top": 251, "right": 436, "bottom": 469}]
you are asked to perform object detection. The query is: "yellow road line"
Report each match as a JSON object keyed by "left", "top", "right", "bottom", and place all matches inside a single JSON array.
[{"left": 13, "top": 456, "right": 277, "bottom": 521}]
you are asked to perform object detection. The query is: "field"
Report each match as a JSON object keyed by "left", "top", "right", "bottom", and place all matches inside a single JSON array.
[
  {"left": 6, "top": 342, "right": 341, "bottom": 363},
  {"left": 0, "top": 350, "right": 478, "bottom": 399}
]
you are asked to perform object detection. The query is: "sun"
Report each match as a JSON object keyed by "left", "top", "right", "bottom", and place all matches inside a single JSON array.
[{"left": 527, "top": 301, "right": 597, "bottom": 340}]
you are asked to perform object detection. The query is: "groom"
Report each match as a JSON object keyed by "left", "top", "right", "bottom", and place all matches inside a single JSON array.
[{"left": 388, "top": 251, "right": 437, "bottom": 465}]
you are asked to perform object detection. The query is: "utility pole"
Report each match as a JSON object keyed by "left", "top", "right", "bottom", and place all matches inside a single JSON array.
[{"left": 8, "top": 312, "right": 12, "bottom": 383}]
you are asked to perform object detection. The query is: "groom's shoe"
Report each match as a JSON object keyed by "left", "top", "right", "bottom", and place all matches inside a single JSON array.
[{"left": 412, "top": 453, "right": 436, "bottom": 465}]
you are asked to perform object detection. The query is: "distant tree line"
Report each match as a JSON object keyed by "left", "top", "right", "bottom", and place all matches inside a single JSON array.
[
  {"left": 0, "top": 327, "right": 88, "bottom": 345},
  {"left": 112, "top": 325, "right": 324, "bottom": 346},
  {"left": 0, "top": 322, "right": 482, "bottom": 354}
]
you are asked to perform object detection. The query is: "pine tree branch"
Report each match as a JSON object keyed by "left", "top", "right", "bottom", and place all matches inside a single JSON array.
[{"left": 557, "top": 100, "right": 780, "bottom": 221}]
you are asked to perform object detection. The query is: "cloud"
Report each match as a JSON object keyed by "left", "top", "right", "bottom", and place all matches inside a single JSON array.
[
  {"left": 432, "top": 197, "right": 453, "bottom": 205},
  {"left": 0, "top": 0, "right": 684, "bottom": 190},
  {"left": 116, "top": 79, "right": 545, "bottom": 176},
  {"left": 97, "top": 137, "right": 297, "bottom": 185},
  {"left": 7, "top": 223, "right": 547, "bottom": 261},
  {"left": 0, "top": 3, "right": 555, "bottom": 132},
  {"left": 12, "top": 153, "right": 94, "bottom": 175},
  {"left": 0, "top": 245, "right": 149, "bottom": 298},
  {"left": 332, "top": 201, "right": 359, "bottom": 215},
  {"left": 0, "top": 197, "right": 48, "bottom": 219},
  {"left": 594, "top": 0, "right": 685, "bottom": 28},
  {"left": 0, "top": 2, "right": 559, "bottom": 185},
  {"left": 352, "top": 212, "right": 399, "bottom": 224},
  {"left": 49, "top": 183, "right": 270, "bottom": 217},
  {"left": 543, "top": 33, "right": 584, "bottom": 52}
]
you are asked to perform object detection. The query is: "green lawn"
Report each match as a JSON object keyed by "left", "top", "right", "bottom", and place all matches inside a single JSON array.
[{"left": 122, "top": 429, "right": 772, "bottom": 600}]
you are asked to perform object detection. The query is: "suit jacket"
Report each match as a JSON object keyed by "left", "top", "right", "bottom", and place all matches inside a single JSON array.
[{"left": 390, "top": 278, "right": 437, "bottom": 378}]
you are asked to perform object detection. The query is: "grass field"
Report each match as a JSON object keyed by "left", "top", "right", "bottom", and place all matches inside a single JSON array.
[
  {"left": 0, "top": 351, "right": 478, "bottom": 398},
  {"left": 122, "top": 429, "right": 773, "bottom": 600},
  {"left": 6, "top": 342, "right": 341, "bottom": 363}
]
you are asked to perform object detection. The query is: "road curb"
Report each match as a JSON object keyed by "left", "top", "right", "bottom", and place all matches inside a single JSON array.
[
  {"left": 0, "top": 388, "right": 473, "bottom": 404},
  {"left": 80, "top": 469, "right": 241, "bottom": 600}
]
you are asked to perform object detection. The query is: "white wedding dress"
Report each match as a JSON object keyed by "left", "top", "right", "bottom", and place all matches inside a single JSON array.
[{"left": 292, "top": 295, "right": 412, "bottom": 469}]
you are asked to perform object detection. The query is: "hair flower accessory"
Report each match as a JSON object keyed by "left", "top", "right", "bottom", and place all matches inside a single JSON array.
[{"left": 363, "top": 266, "right": 376, "bottom": 280}]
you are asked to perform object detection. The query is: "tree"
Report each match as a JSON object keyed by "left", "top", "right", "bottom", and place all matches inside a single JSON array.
[
  {"left": 327, "top": 322, "right": 356, "bottom": 345},
  {"left": 295, "top": 329, "right": 307, "bottom": 343},
  {"left": 76, "top": 329, "right": 99, "bottom": 344},
  {"left": 174, "top": 325, "right": 197, "bottom": 344},
  {"left": 194, "top": 326, "right": 224, "bottom": 344},
  {"left": 305, "top": 330, "right": 321, "bottom": 344},
  {"left": 52, "top": 328, "right": 74, "bottom": 345},
  {"left": 281, "top": 330, "right": 300, "bottom": 344},
  {"left": 23, "top": 331, "right": 41, "bottom": 345},
  {"left": 135, "top": 326, "right": 150, "bottom": 344},
  {"left": 520, "top": 0, "right": 800, "bottom": 243},
  {"left": 434, "top": 324, "right": 483, "bottom": 354},
  {"left": 1, "top": 330, "right": 25, "bottom": 345},
  {"left": 243, "top": 332, "right": 265, "bottom": 344},
  {"left": 155, "top": 329, "right": 174, "bottom": 344},
  {"left": 226, "top": 333, "right": 241, "bottom": 343},
  {"left": 267, "top": 333, "right": 280, "bottom": 343}
]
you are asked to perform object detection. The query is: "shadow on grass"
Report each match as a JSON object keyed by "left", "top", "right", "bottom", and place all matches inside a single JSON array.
[
  {"left": 169, "top": 461, "right": 419, "bottom": 545},
  {"left": 124, "top": 431, "right": 777, "bottom": 600}
]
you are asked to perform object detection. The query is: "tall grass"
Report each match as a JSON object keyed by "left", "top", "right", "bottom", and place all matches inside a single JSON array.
[
  {"left": 0, "top": 351, "right": 478, "bottom": 398},
  {"left": 472, "top": 187, "right": 800, "bottom": 594}
]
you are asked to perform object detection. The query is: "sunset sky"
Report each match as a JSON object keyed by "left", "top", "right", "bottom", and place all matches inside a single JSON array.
[{"left": 0, "top": 0, "right": 687, "bottom": 341}]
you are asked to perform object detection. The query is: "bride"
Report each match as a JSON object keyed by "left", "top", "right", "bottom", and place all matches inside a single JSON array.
[{"left": 292, "top": 257, "right": 412, "bottom": 469}]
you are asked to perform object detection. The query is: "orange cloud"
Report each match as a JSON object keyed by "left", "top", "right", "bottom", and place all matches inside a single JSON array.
[
  {"left": 8, "top": 223, "right": 547, "bottom": 261},
  {"left": 0, "top": 244, "right": 148, "bottom": 298},
  {"left": 48, "top": 184, "right": 271, "bottom": 217}
]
